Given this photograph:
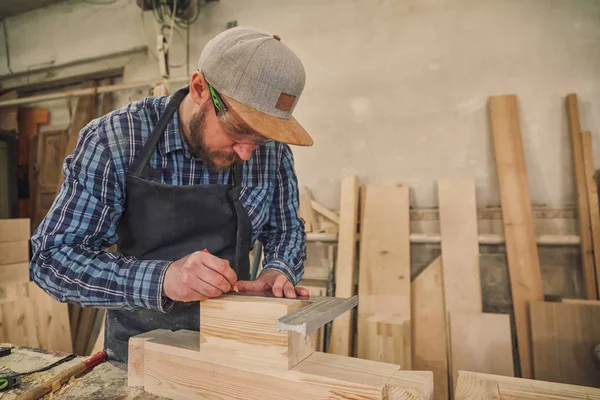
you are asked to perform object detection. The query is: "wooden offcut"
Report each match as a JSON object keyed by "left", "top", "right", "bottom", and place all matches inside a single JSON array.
[
  {"left": 530, "top": 301, "right": 600, "bottom": 387},
  {"left": 566, "top": 94, "right": 597, "bottom": 300},
  {"left": 488, "top": 94, "right": 544, "bottom": 379},
  {"left": 455, "top": 370, "right": 600, "bottom": 400},
  {"left": 438, "top": 178, "right": 482, "bottom": 313},
  {"left": 357, "top": 184, "right": 411, "bottom": 368},
  {"left": 448, "top": 312, "right": 514, "bottom": 388},
  {"left": 329, "top": 175, "right": 359, "bottom": 357},
  {"left": 411, "top": 256, "right": 449, "bottom": 400},
  {"left": 581, "top": 131, "right": 600, "bottom": 297}
]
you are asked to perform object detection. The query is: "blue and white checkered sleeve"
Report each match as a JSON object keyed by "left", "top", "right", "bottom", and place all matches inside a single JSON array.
[
  {"left": 30, "top": 122, "right": 173, "bottom": 312},
  {"left": 258, "top": 144, "right": 307, "bottom": 285}
]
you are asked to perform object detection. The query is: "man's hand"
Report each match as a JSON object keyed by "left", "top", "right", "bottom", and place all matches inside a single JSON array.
[
  {"left": 235, "top": 269, "right": 309, "bottom": 299},
  {"left": 163, "top": 251, "right": 238, "bottom": 302}
]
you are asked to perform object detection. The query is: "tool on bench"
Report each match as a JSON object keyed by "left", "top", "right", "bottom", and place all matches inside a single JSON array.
[
  {"left": 230, "top": 290, "right": 359, "bottom": 336},
  {"left": 14, "top": 351, "right": 106, "bottom": 400},
  {"left": 202, "top": 248, "right": 239, "bottom": 292},
  {"left": 0, "top": 352, "right": 77, "bottom": 392}
]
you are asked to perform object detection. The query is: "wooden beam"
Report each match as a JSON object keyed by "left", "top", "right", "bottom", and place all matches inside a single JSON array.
[
  {"left": 132, "top": 329, "right": 434, "bottom": 400},
  {"left": 357, "top": 185, "right": 411, "bottom": 368},
  {"left": 581, "top": 131, "right": 600, "bottom": 298},
  {"left": 329, "top": 175, "right": 359, "bottom": 357},
  {"left": 438, "top": 178, "right": 482, "bottom": 313},
  {"left": 455, "top": 370, "right": 600, "bottom": 400},
  {"left": 411, "top": 256, "right": 449, "bottom": 400},
  {"left": 199, "top": 294, "right": 316, "bottom": 370},
  {"left": 488, "top": 94, "right": 544, "bottom": 379},
  {"left": 566, "top": 94, "right": 597, "bottom": 300},
  {"left": 530, "top": 301, "right": 600, "bottom": 387}
]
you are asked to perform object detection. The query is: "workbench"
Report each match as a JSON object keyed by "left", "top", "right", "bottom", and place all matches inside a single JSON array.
[{"left": 0, "top": 342, "right": 163, "bottom": 399}]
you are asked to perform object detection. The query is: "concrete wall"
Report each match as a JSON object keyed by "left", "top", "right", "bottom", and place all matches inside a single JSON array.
[{"left": 2, "top": 0, "right": 600, "bottom": 210}]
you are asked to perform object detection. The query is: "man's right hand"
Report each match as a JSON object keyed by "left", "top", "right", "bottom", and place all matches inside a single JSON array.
[{"left": 162, "top": 251, "right": 237, "bottom": 302}]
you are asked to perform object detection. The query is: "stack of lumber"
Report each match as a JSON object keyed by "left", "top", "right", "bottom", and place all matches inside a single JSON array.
[
  {"left": 299, "top": 186, "right": 340, "bottom": 234},
  {"left": 0, "top": 218, "right": 72, "bottom": 353}
]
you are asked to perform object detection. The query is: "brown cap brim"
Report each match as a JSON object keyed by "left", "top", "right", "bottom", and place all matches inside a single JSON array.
[{"left": 223, "top": 95, "right": 314, "bottom": 146}]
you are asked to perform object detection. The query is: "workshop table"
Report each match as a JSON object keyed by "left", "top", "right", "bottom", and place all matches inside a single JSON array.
[{"left": 0, "top": 343, "right": 164, "bottom": 399}]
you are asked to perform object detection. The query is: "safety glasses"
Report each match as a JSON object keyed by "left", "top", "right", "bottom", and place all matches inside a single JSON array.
[{"left": 208, "top": 83, "right": 272, "bottom": 146}]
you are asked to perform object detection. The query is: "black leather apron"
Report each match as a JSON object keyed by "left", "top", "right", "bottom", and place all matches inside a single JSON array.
[{"left": 104, "top": 86, "right": 252, "bottom": 365}]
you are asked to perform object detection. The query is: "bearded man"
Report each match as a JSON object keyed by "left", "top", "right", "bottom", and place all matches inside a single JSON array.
[{"left": 29, "top": 26, "right": 313, "bottom": 364}]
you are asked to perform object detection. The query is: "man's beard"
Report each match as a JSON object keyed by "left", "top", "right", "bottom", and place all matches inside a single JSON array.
[{"left": 186, "top": 102, "right": 242, "bottom": 172}]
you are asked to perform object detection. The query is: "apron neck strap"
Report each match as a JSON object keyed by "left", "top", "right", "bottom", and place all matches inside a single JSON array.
[
  {"left": 131, "top": 86, "right": 190, "bottom": 178},
  {"left": 232, "top": 163, "right": 243, "bottom": 187}
]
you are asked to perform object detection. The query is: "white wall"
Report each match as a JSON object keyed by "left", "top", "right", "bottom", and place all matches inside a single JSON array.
[{"left": 2, "top": 0, "right": 599, "bottom": 210}]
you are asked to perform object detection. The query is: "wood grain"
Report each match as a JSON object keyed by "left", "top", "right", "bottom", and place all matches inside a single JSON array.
[
  {"left": 411, "top": 256, "right": 449, "bottom": 400},
  {"left": 455, "top": 371, "right": 500, "bottom": 400},
  {"left": 438, "top": 178, "right": 482, "bottom": 313},
  {"left": 566, "top": 94, "right": 597, "bottom": 300},
  {"left": 456, "top": 370, "right": 600, "bottom": 400},
  {"left": 581, "top": 131, "right": 600, "bottom": 298},
  {"left": 0, "top": 240, "right": 29, "bottom": 265},
  {"left": 28, "top": 281, "right": 73, "bottom": 353},
  {"left": 357, "top": 185, "right": 411, "bottom": 368},
  {"left": 329, "top": 175, "right": 359, "bottom": 357},
  {"left": 138, "top": 329, "right": 433, "bottom": 400},
  {"left": 448, "top": 312, "right": 514, "bottom": 387},
  {"left": 0, "top": 298, "right": 39, "bottom": 347},
  {"left": 0, "top": 218, "right": 30, "bottom": 242},
  {"left": 0, "top": 282, "right": 29, "bottom": 304},
  {"left": 530, "top": 301, "right": 600, "bottom": 387},
  {"left": 0, "top": 262, "right": 29, "bottom": 284},
  {"left": 488, "top": 94, "right": 544, "bottom": 378},
  {"left": 200, "top": 294, "right": 316, "bottom": 369}
]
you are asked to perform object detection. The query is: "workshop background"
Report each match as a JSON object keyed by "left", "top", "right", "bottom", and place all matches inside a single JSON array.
[{"left": 0, "top": 0, "right": 599, "bottom": 399}]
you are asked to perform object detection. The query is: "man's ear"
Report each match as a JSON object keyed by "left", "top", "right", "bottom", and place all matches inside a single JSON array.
[{"left": 189, "top": 72, "right": 208, "bottom": 105}]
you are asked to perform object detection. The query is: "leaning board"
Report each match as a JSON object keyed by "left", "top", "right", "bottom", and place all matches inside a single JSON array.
[
  {"left": 530, "top": 301, "right": 600, "bottom": 387},
  {"left": 357, "top": 184, "right": 411, "bottom": 368}
]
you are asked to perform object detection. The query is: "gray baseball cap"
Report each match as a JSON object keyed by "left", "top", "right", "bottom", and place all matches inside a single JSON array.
[{"left": 198, "top": 27, "right": 313, "bottom": 146}]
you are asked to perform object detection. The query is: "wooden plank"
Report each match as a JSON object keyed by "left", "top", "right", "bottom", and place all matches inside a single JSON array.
[
  {"left": 27, "top": 281, "right": 73, "bottom": 353},
  {"left": 299, "top": 284, "right": 327, "bottom": 352},
  {"left": 0, "top": 240, "right": 29, "bottom": 265},
  {"left": 566, "top": 94, "right": 597, "bottom": 300},
  {"left": 438, "top": 178, "right": 482, "bottom": 313},
  {"left": 310, "top": 200, "right": 340, "bottom": 224},
  {"left": 0, "top": 282, "right": 29, "bottom": 303},
  {"left": 456, "top": 370, "right": 600, "bottom": 400},
  {"left": 455, "top": 371, "right": 500, "bottom": 400},
  {"left": 128, "top": 328, "right": 171, "bottom": 387},
  {"left": 411, "top": 256, "right": 449, "bottom": 400},
  {"left": 0, "top": 218, "right": 30, "bottom": 242},
  {"left": 0, "top": 298, "right": 39, "bottom": 347},
  {"left": 137, "top": 329, "right": 433, "bottom": 400},
  {"left": 449, "top": 313, "right": 514, "bottom": 389},
  {"left": 0, "top": 262, "right": 29, "bottom": 284},
  {"left": 329, "top": 175, "right": 359, "bottom": 357},
  {"left": 488, "top": 94, "right": 544, "bottom": 379},
  {"left": 581, "top": 131, "right": 600, "bottom": 298},
  {"left": 200, "top": 294, "right": 316, "bottom": 369},
  {"left": 357, "top": 184, "right": 411, "bottom": 368},
  {"left": 530, "top": 301, "right": 600, "bottom": 387},
  {"left": 299, "top": 187, "right": 319, "bottom": 233}
]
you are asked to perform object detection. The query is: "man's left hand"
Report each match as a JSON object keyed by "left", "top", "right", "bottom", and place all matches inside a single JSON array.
[{"left": 235, "top": 269, "right": 309, "bottom": 298}]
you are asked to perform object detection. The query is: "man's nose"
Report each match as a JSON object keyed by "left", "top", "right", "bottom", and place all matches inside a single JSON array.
[{"left": 233, "top": 143, "right": 256, "bottom": 161}]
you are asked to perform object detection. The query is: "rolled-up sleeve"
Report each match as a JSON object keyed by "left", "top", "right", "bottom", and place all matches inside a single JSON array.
[
  {"left": 258, "top": 144, "right": 306, "bottom": 284},
  {"left": 30, "top": 122, "right": 173, "bottom": 312}
]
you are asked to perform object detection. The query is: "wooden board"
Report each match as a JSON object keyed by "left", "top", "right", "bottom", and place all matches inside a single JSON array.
[
  {"left": 530, "top": 301, "right": 600, "bottom": 387},
  {"left": 0, "top": 262, "right": 29, "bottom": 284},
  {"left": 0, "top": 218, "right": 30, "bottom": 242},
  {"left": 411, "top": 256, "right": 449, "bottom": 400},
  {"left": 199, "top": 294, "right": 316, "bottom": 370},
  {"left": 357, "top": 184, "right": 411, "bottom": 368},
  {"left": 455, "top": 370, "right": 600, "bottom": 400},
  {"left": 488, "top": 94, "right": 544, "bottom": 379},
  {"left": 438, "top": 178, "right": 482, "bottom": 313},
  {"left": 28, "top": 282, "right": 73, "bottom": 353},
  {"left": 299, "top": 284, "right": 327, "bottom": 352},
  {"left": 0, "top": 282, "right": 29, "bottom": 303},
  {"left": 581, "top": 131, "right": 600, "bottom": 297},
  {"left": 0, "top": 298, "right": 39, "bottom": 347},
  {"left": 134, "top": 329, "right": 434, "bottom": 400},
  {"left": 0, "top": 240, "right": 29, "bottom": 265},
  {"left": 566, "top": 94, "right": 597, "bottom": 300},
  {"left": 448, "top": 312, "right": 514, "bottom": 386},
  {"left": 299, "top": 186, "right": 319, "bottom": 232},
  {"left": 329, "top": 175, "right": 359, "bottom": 357}
]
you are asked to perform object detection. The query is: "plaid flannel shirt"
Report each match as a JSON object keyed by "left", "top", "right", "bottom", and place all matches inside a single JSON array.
[{"left": 29, "top": 92, "right": 306, "bottom": 313}]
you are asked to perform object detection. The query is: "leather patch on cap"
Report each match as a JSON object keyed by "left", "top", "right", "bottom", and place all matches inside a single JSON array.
[{"left": 275, "top": 93, "right": 296, "bottom": 111}]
